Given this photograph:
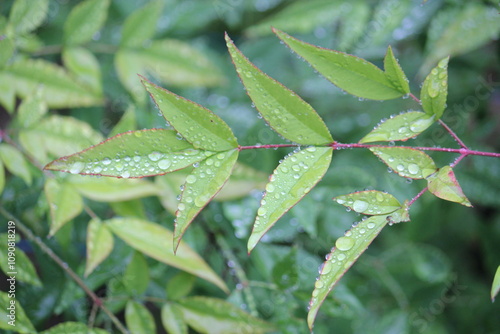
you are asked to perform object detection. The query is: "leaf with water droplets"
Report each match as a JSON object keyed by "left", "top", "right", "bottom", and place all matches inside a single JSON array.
[
  {"left": 174, "top": 149, "right": 239, "bottom": 251},
  {"left": 359, "top": 111, "right": 434, "bottom": 143},
  {"left": 44, "top": 178, "right": 84, "bottom": 236},
  {"left": 120, "top": 0, "right": 164, "bottom": 48},
  {"left": 248, "top": 147, "right": 333, "bottom": 253},
  {"left": 84, "top": 218, "right": 114, "bottom": 277},
  {"left": 45, "top": 129, "right": 213, "bottom": 179},
  {"left": 384, "top": 46, "right": 410, "bottom": 95},
  {"left": 427, "top": 165, "right": 472, "bottom": 207},
  {"left": 273, "top": 29, "right": 404, "bottom": 100},
  {"left": 491, "top": 265, "right": 500, "bottom": 302},
  {"left": 142, "top": 78, "right": 238, "bottom": 151},
  {"left": 106, "top": 217, "right": 229, "bottom": 293},
  {"left": 333, "top": 190, "right": 401, "bottom": 215},
  {"left": 225, "top": 34, "right": 333, "bottom": 145},
  {"left": 63, "top": 0, "right": 110, "bottom": 46},
  {"left": 308, "top": 215, "right": 388, "bottom": 330},
  {"left": 420, "top": 57, "right": 448, "bottom": 119},
  {"left": 369, "top": 147, "right": 437, "bottom": 179}
]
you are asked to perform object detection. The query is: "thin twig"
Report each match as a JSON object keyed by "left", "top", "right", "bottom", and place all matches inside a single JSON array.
[{"left": 438, "top": 119, "right": 468, "bottom": 149}]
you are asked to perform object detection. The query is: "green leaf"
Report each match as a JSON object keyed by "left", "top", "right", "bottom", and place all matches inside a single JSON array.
[
  {"left": 8, "top": 0, "right": 49, "bottom": 35},
  {"left": 45, "top": 129, "right": 212, "bottom": 178},
  {"left": 225, "top": 34, "right": 333, "bottom": 145},
  {"left": 68, "top": 176, "right": 159, "bottom": 202},
  {"left": 272, "top": 248, "right": 298, "bottom": 290},
  {"left": 106, "top": 217, "right": 228, "bottom": 293},
  {"left": 423, "top": 3, "right": 500, "bottom": 74},
  {"left": 248, "top": 147, "right": 333, "bottom": 252},
  {"left": 166, "top": 272, "right": 196, "bottom": 300},
  {"left": 333, "top": 190, "right": 401, "bottom": 215},
  {"left": 116, "top": 40, "right": 224, "bottom": 101},
  {"left": 384, "top": 46, "right": 410, "bottom": 95},
  {"left": 125, "top": 300, "right": 156, "bottom": 334},
  {"left": 359, "top": 111, "right": 434, "bottom": 143},
  {"left": 174, "top": 149, "right": 238, "bottom": 251},
  {"left": 0, "top": 75, "right": 16, "bottom": 112},
  {"left": 177, "top": 296, "right": 272, "bottom": 334},
  {"left": 369, "top": 147, "right": 437, "bottom": 179},
  {"left": 62, "top": 46, "right": 103, "bottom": 95},
  {"left": 120, "top": 0, "right": 163, "bottom": 47},
  {"left": 0, "top": 161, "right": 4, "bottom": 193},
  {"left": 84, "top": 218, "right": 114, "bottom": 277},
  {"left": 421, "top": 57, "right": 448, "bottom": 119},
  {"left": 109, "top": 105, "right": 137, "bottom": 138},
  {"left": 245, "top": 0, "right": 343, "bottom": 37},
  {"left": 0, "top": 143, "right": 32, "bottom": 186},
  {"left": 337, "top": 1, "right": 370, "bottom": 51},
  {"left": 16, "top": 94, "right": 48, "bottom": 128},
  {"left": 492, "top": 265, "right": 500, "bottom": 302},
  {"left": 63, "top": 0, "right": 110, "bottom": 46},
  {"left": 0, "top": 233, "right": 42, "bottom": 286},
  {"left": 40, "top": 322, "right": 108, "bottom": 334},
  {"left": 0, "top": 58, "right": 103, "bottom": 108},
  {"left": 0, "top": 38, "right": 14, "bottom": 69},
  {"left": 142, "top": 79, "right": 237, "bottom": 151},
  {"left": 307, "top": 215, "right": 388, "bottom": 330},
  {"left": 44, "top": 178, "right": 83, "bottom": 235},
  {"left": 427, "top": 165, "right": 472, "bottom": 207},
  {"left": 162, "top": 303, "right": 188, "bottom": 334},
  {"left": 124, "top": 252, "right": 149, "bottom": 296},
  {"left": 273, "top": 29, "right": 404, "bottom": 100},
  {"left": 0, "top": 292, "right": 36, "bottom": 333}
]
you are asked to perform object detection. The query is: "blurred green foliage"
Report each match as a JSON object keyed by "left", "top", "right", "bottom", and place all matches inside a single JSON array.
[{"left": 0, "top": 0, "right": 499, "bottom": 333}]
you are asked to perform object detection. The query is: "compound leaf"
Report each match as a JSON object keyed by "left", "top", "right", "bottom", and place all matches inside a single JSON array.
[
  {"left": 248, "top": 147, "right": 332, "bottom": 253},
  {"left": 45, "top": 129, "right": 212, "bottom": 179},
  {"left": 360, "top": 111, "right": 434, "bottom": 143},
  {"left": 369, "top": 147, "right": 437, "bottom": 179},
  {"left": 8, "top": 0, "right": 49, "bottom": 35},
  {"left": 384, "top": 46, "right": 410, "bottom": 95},
  {"left": 333, "top": 190, "right": 401, "bottom": 215},
  {"left": 120, "top": 0, "right": 163, "bottom": 47},
  {"left": 84, "top": 218, "right": 114, "bottom": 277},
  {"left": 174, "top": 149, "right": 238, "bottom": 251},
  {"left": 44, "top": 178, "right": 83, "bottom": 236},
  {"left": 427, "top": 165, "right": 472, "bottom": 207},
  {"left": 125, "top": 300, "right": 156, "bottom": 334},
  {"left": 421, "top": 57, "right": 448, "bottom": 119},
  {"left": 142, "top": 78, "right": 238, "bottom": 151},
  {"left": 308, "top": 215, "right": 388, "bottom": 330},
  {"left": 106, "top": 217, "right": 228, "bottom": 293},
  {"left": 63, "top": 0, "right": 110, "bottom": 46},
  {"left": 274, "top": 29, "right": 404, "bottom": 100},
  {"left": 226, "top": 33, "right": 333, "bottom": 145}
]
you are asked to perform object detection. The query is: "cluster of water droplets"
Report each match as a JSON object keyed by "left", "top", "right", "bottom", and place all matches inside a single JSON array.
[
  {"left": 372, "top": 147, "right": 437, "bottom": 179},
  {"left": 426, "top": 58, "right": 448, "bottom": 99},
  {"left": 335, "top": 190, "right": 400, "bottom": 215}
]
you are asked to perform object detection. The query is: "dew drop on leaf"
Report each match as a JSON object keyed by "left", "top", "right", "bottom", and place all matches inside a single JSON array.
[
  {"left": 186, "top": 175, "right": 197, "bottom": 184},
  {"left": 352, "top": 200, "right": 369, "bottom": 212},
  {"left": 158, "top": 159, "right": 171, "bottom": 170},
  {"left": 335, "top": 236, "right": 354, "bottom": 251},
  {"left": 70, "top": 162, "right": 85, "bottom": 174}
]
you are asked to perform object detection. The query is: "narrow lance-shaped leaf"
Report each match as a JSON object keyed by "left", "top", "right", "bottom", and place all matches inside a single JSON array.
[
  {"left": 274, "top": 29, "right": 404, "bottom": 100},
  {"left": 427, "top": 165, "right": 472, "bottom": 207},
  {"left": 125, "top": 300, "right": 156, "bottom": 334},
  {"left": 105, "top": 217, "right": 229, "bottom": 293},
  {"left": 308, "top": 215, "right": 388, "bottom": 330},
  {"left": 383, "top": 46, "right": 410, "bottom": 95},
  {"left": 248, "top": 147, "right": 333, "bottom": 253},
  {"left": 225, "top": 33, "right": 333, "bottom": 145},
  {"left": 63, "top": 0, "right": 110, "bottom": 46},
  {"left": 333, "top": 190, "right": 401, "bottom": 215},
  {"left": 359, "top": 111, "right": 434, "bottom": 143},
  {"left": 174, "top": 149, "right": 239, "bottom": 251},
  {"left": 45, "top": 129, "right": 213, "bottom": 179},
  {"left": 421, "top": 57, "right": 449, "bottom": 119},
  {"left": 369, "top": 147, "right": 437, "bottom": 179},
  {"left": 84, "top": 218, "right": 114, "bottom": 277},
  {"left": 44, "top": 179, "right": 83, "bottom": 236},
  {"left": 142, "top": 78, "right": 238, "bottom": 151},
  {"left": 492, "top": 265, "right": 500, "bottom": 302}
]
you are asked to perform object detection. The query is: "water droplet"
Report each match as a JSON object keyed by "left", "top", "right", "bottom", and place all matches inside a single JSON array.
[
  {"left": 121, "top": 171, "right": 130, "bottom": 179},
  {"left": 336, "top": 198, "right": 345, "bottom": 204},
  {"left": 257, "top": 207, "right": 267, "bottom": 216},
  {"left": 306, "top": 146, "right": 316, "bottom": 152},
  {"left": 266, "top": 183, "right": 275, "bottom": 193},
  {"left": 408, "top": 163, "right": 419, "bottom": 175},
  {"left": 314, "top": 280, "right": 324, "bottom": 289},
  {"left": 337, "top": 253, "right": 346, "bottom": 261},
  {"left": 206, "top": 158, "right": 214, "bottom": 166},
  {"left": 148, "top": 151, "right": 162, "bottom": 161},
  {"left": 93, "top": 166, "right": 102, "bottom": 173},
  {"left": 158, "top": 159, "right": 171, "bottom": 170},
  {"left": 321, "top": 261, "right": 333, "bottom": 275},
  {"left": 186, "top": 175, "right": 197, "bottom": 184},
  {"left": 335, "top": 236, "right": 354, "bottom": 251},
  {"left": 367, "top": 222, "right": 375, "bottom": 229},
  {"left": 70, "top": 162, "right": 85, "bottom": 174},
  {"left": 352, "top": 200, "right": 369, "bottom": 212},
  {"left": 102, "top": 158, "right": 111, "bottom": 165},
  {"left": 133, "top": 156, "right": 141, "bottom": 162},
  {"left": 178, "top": 203, "right": 186, "bottom": 211},
  {"left": 396, "top": 164, "right": 405, "bottom": 172}
]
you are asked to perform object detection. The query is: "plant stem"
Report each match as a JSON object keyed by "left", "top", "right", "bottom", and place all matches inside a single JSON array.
[
  {"left": 0, "top": 207, "right": 130, "bottom": 334},
  {"left": 438, "top": 119, "right": 468, "bottom": 149},
  {"left": 239, "top": 143, "right": 298, "bottom": 150}
]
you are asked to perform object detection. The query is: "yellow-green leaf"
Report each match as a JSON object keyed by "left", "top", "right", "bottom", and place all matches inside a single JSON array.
[
  {"left": 427, "top": 165, "right": 472, "bottom": 207},
  {"left": 0, "top": 143, "right": 32, "bottom": 186},
  {"left": 0, "top": 233, "right": 42, "bottom": 286},
  {"left": 384, "top": 46, "right": 410, "bottom": 95},
  {"left": 63, "top": 0, "right": 110, "bottom": 46},
  {"left": 492, "top": 265, "right": 500, "bottom": 302},
  {"left": 161, "top": 303, "right": 188, "bottom": 334},
  {"left": 333, "top": 190, "right": 401, "bottom": 215},
  {"left": 84, "top": 218, "right": 114, "bottom": 277},
  {"left": 44, "top": 178, "right": 83, "bottom": 235},
  {"left": 369, "top": 147, "right": 437, "bottom": 179},
  {"left": 62, "top": 46, "right": 103, "bottom": 95},
  {"left": 125, "top": 300, "right": 156, "bottom": 334},
  {"left": 421, "top": 57, "right": 448, "bottom": 119},
  {"left": 0, "top": 292, "right": 36, "bottom": 333},
  {"left": 8, "top": 0, "right": 49, "bottom": 35},
  {"left": 16, "top": 94, "right": 48, "bottom": 128},
  {"left": 120, "top": 0, "right": 163, "bottom": 47}
]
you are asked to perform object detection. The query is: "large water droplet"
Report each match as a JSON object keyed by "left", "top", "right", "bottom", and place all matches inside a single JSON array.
[
  {"left": 266, "top": 183, "right": 275, "bottom": 193},
  {"left": 186, "top": 175, "right": 197, "bottom": 184},
  {"left": 70, "top": 162, "right": 85, "bottom": 174},
  {"left": 102, "top": 158, "right": 111, "bottom": 165},
  {"left": 257, "top": 207, "right": 267, "bottom": 216},
  {"left": 408, "top": 163, "right": 420, "bottom": 175},
  {"left": 336, "top": 236, "right": 354, "bottom": 251},
  {"left": 352, "top": 200, "right": 369, "bottom": 212},
  {"left": 158, "top": 159, "right": 171, "bottom": 170}
]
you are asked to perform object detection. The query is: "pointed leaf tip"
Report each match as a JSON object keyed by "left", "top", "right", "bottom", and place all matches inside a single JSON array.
[{"left": 427, "top": 165, "right": 472, "bottom": 207}]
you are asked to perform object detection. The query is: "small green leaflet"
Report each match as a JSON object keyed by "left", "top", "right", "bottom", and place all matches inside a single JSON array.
[
  {"left": 308, "top": 215, "right": 388, "bottom": 330},
  {"left": 369, "top": 147, "right": 437, "bottom": 179},
  {"left": 84, "top": 218, "right": 113, "bottom": 277},
  {"left": 45, "top": 129, "right": 213, "bottom": 179},
  {"left": 0, "top": 292, "right": 36, "bottom": 333},
  {"left": 248, "top": 147, "right": 333, "bottom": 253},
  {"left": 0, "top": 233, "right": 41, "bottom": 286},
  {"left": 126, "top": 300, "right": 156, "bottom": 334},
  {"left": 120, "top": 0, "right": 164, "bottom": 47},
  {"left": 63, "top": 0, "right": 110, "bottom": 46},
  {"left": 174, "top": 149, "right": 238, "bottom": 252},
  {"left": 427, "top": 165, "right": 472, "bottom": 207},
  {"left": 62, "top": 47, "right": 103, "bottom": 95},
  {"left": 45, "top": 178, "right": 83, "bottom": 236},
  {"left": 105, "top": 217, "right": 229, "bottom": 293},
  {"left": 8, "top": 0, "right": 49, "bottom": 35},
  {"left": 492, "top": 265, "right": 500, "bottom": 302},
  {"left": 123, "top": 252, "right": 149, "bottom": 296},
  {"left": 162, "top": 303, "right": 188, "bottom": 334},
  {"left": 16, "top": 94, "right": 48, "bottom": 128},
  {"left": 142, "top": 78, "right": 238, "bottom": 151},
  {"left": 0, "top": 143, "right": 32, "bottom": 185},
  {"left": 333, "top": 190, "right": 401, "bottom": 215},
  {"left": 360, "top": 111, "right": 434, "bottom": 143},
  {"left": 273, "top": 29, "right": 405, "bottom": 100},
  {"left": 421, "top": 57, "right": 448, "bottom": 119},
  {"left": 383, "top": 46, "right": 410, "bottom": 95},
  {"left": 225, "top": 33, "right": 333, "bottom": 145},
  {"left": 40, "top": 322, "right": 108, "bottom": 334}
]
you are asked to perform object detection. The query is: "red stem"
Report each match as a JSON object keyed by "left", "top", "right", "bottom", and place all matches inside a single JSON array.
[{"left": 438, "top": 119, "right": 468, "bottom": 149}]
